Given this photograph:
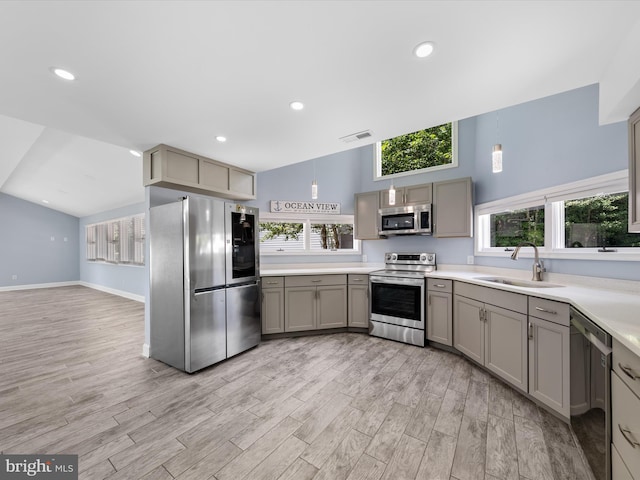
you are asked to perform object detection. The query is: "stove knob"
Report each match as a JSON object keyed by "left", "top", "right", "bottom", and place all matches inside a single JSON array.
[
  {"left": 420, "top": 253, "right": 427, "bottom": 262},
  {"left": 427, "top": 254, "right": 434, "bottom": 262},
  {"left": 391, "top": 253, "right": 397, "bottom": 261},
  {"left": 385, "top": 254, "right": 391, "bottom": 261}
]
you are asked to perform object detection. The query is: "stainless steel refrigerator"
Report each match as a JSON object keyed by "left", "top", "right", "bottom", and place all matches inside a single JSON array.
[{"left": 149, "top": 196, "right": 260, "bottom": 373}]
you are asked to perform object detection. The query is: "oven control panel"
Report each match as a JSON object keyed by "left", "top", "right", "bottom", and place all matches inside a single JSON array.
[{"left": 384, "top": 252, "right": 436, "bottom": 266}]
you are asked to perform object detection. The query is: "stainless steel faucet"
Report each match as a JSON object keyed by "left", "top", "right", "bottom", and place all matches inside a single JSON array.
[{"left": 510, "top": 242, "right": 545, "bottom": 281}]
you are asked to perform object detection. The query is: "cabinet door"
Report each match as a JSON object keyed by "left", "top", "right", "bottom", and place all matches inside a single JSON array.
[
  {"left": 433, "top": 177, "right": 472, "bottom": 238},
  {"left": 285, "top": 287, "right": 316, "bottom": 332},
  {"left": 261, "top": 288, "right": 284, "bottom": 334},
  {"left": 528, "top": 316, "right": 570, "bottom": 417},
  {"left": 427, "top": 291, "right": 452, "bottom": 346},
  {"left": 317, "top": 285, "right": 348, "bottom": 329},
  {"left": 454, "top": 295, "right": 484, "bottom": 364},
  {"left": 629, "top": 106, "right": 640, "bottom": 232},
  {"left": 348, "top": 284, "right": 369, "bottom": 328},
  {"left": 354, "top": 191, "right": 381, "bottom": 240},
  {"left": 485, "top": 304, "right": 527, "bottom": 392},
  {"left": 404, "top": 183, "right": 432, "bottom": 205}
]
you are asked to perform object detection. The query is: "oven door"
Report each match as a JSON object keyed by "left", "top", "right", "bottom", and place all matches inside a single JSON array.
[{"left": 370, "top": 275, "right": 425, "bottom": 329}]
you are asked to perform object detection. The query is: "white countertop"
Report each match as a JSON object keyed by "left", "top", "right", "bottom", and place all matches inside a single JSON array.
[{"left": 261, "top": 262, "right": 640, "bottom": 358}]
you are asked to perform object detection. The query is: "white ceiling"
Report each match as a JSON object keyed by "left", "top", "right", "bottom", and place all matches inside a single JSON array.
[{"left": 2, "top": 1, "right": 640, "bottom": 217}]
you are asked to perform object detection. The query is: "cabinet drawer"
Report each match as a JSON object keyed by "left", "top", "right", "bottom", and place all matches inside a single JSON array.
[
  {"left": 528, "top": 297, "right": 569, "bottom": 326},
  {"left": 427, "top": 278, "right": 452, "bottom": 293},
  {"left": 348, "top": 274, "right": 369, "bottom": 285},
  {"left": 261, "top": 277, "right": 284, "bottom": 289},
  {"left": 285, "top": 275, "right": 347, "bottom": 288},
  {"left": 454, "top": 281, "right": 527, "bottom": 314},
  {"left": 613, "top": 371, "right": 640, "bottom": 476},
  {"left": 612, "top": 443, "right": 634, "bottom": 480},
  {"left": 614, "top": 338, "right": 640, "bottom": 398}
]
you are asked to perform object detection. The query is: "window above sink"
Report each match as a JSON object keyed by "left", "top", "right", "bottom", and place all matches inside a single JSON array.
[{"left": 475, "top": 170, "right": 640, "bottom": 261}]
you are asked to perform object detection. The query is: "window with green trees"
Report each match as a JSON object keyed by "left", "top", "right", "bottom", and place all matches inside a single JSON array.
[
  {"left": 490, "top": 206, "right": 545, "bottom": 247},
  {"left": 377, "top": 122, "right": 457, "bottom": 177},
  {"left": 259, "top": 217, "right": 358, "bottom": 254}
]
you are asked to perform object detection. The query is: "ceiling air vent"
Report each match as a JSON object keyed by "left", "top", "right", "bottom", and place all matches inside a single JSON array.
[{"left": 339, "top": 130, "right": 373, "bottom": 143}]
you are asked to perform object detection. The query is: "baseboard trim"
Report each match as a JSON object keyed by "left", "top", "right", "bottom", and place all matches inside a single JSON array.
[
  {"left": 142, "top": 343, "right": 150, "bottom": 358},
  {"left": 0, "top": 281, "right": 79, "bottom": 292},
  {"left": 78, "top": 282, "right": 145, "bottom": 303}
]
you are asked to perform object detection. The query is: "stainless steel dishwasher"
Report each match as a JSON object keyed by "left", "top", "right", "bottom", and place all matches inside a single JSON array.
[{"left": 570, "top": 307, "right": 612, "bottom": 480}]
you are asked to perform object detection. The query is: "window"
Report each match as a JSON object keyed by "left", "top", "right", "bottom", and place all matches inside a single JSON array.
[
  {"left": 374, "top": 121, "right": 458, "bottom": 180},
  {"left": 86, "top": 214, "right": 145, "bottom": 265},
  {"left": 475, "top": 170, "right": 640, "bottom": 260},
  {"left": 259, "top": 214, "right": 359, "bottom": 255}
]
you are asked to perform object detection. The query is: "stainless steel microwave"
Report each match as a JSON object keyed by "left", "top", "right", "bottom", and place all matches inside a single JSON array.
[{"left": 379, "top": 204, "right": 432, "bottom": 236}]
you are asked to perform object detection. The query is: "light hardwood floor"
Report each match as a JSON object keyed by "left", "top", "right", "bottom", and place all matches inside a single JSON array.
[{"left": 0, "top": 286, "right": 591, "bottom": 480}]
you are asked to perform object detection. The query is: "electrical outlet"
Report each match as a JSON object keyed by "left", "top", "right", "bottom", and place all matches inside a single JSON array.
[
  {"left": 50, "top": 236, "right": 55, "bottom": 241},
  {"left": 11, "top": 274, "right": 17, "bottom": 280},
  {"left": 64, "top": 237, "right": 68, "bottom": 242},
  {"left": 362, "top": 254, "right": 368, "bottom": 263},
  {"left": 467, "top": 255, "right": 475, "bottom": 265}
]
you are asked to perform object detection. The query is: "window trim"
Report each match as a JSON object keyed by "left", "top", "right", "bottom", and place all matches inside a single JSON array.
[
  {"left": 475, "top": 169, "right": 640, "bottom": 261},
  {"left": 259, "top": 213, "right": 361, "bottom": 256},
  {"left": 373, "top": 121, "right": 459, "bottom": 181}
]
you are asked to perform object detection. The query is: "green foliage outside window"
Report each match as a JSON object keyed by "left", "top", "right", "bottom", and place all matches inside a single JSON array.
[
  {"left": 259, "top": 222, "right": 354, "bottom": 250},
  {"left": 565, "top": 193, "right": 640, "bottom": 248},
  {"left": 381, "top": 123, "right": 453, "bottom": 176},
  {"left": 491, "top": 207, "right": 545, "bottom": 247}
]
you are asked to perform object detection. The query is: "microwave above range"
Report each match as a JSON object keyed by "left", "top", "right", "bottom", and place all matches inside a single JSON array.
[{"left": 379, "top": 204, "right": 432, "bottom": 236}]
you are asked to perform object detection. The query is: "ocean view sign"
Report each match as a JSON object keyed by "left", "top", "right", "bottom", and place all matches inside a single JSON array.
[{"left": 270, "top": 200, "right": 341, "bottom": 214}]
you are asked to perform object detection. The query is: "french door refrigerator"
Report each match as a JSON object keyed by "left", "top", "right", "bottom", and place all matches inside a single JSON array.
[{"left": 149, "top": 196, "right": 260, "bottom": 373}]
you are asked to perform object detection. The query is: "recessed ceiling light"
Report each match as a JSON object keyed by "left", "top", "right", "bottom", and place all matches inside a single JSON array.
[
  {"left": 42, "top": 200, "right": 49, "bottom": 204},
  {"left": 51, "top": 67, "right": 76, "bottom": 80},
  {"left": 216, "top": 136, "right": 227, "bottom": 142},
  {"left": 414, "top": 41, "right": 435, "bottom": 58},
  {"left": 129, "top": 150, "right": 141, "bottom": 157},
  {"left": 290, "top": 101, "right": 304, "bottom": 111}
]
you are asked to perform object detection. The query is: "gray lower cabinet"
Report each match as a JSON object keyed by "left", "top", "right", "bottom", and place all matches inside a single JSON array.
[
  {"left": 348, "top": 274, "right": 369, "bottom": 328},
  {"left": 454, "top": 282, "right": 528, "bottom": 392},
  {"left": 612, "top": 338, "right": 640, "bottom": 478},
  {"left": 284, "top": 275, "right": 347, "bottom": 332},
  {"left": 427, "top": 279, "right": 453, "bottom": 346},
  {"left": 261, "top": 277, "right": 284, "bottom": 334},
  {"left": 433, "top": 177, "right": 473, "bottom": 238},
  {"left": 527, "top": 297, "right": 570, "bottom": 417}
]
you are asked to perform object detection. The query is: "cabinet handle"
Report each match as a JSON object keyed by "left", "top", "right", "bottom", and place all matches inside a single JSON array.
[
  {"left": 619, "top": 424, "right": 640, "bottom": 448},
  {"left": 535, "top": 306, "right": 557, "bottom": 315},
  {"left": 528, "top": 322, "right": 534, "bottom": 340},
  {"left": 261, "top": 292, "right": 264, "bottom": 303},
  {"left": 434, "top": 284, "right": 446, "bottom": 288},
  {"left": 619, "top": 363, "right": 640, "bottom": 381},
  {"left": 428, "top": 295, "right": 431, "bottom": 306},
  {"left": 311, "top": 280, "right": 322, "bottom": 283},
  {"left": 479, "top": 309, "right": 485, "bottom": 322},
  {"left": 265, "top": 281, "right": 279, "bottom": 285},
  {"left": 352, "top": 278, "right": 363, "bottom": 282}
]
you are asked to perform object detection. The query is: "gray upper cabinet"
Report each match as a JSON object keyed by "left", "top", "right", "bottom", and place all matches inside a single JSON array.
[
  {"left": 354, "top": 191, "right": 381, "bottom": 240},
  {"left": 629, "top": 106, "right": 640, "bottom": 232},
  {"left": 380, "top": 183, "right": 432, "bottom": 208},
  {"left": 433, "top": 177, "right": 473, "bottom": 238},
  {"left": 143, "top": 144, "right": 256, "bottom": 200}
]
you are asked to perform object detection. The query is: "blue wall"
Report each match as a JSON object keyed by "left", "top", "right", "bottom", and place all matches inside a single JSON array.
[
  {"left": 79, "top": 202, "right": 147, "bottom": 297},
  {"left": 257, "top": 84, "right": 636, "bottom": 280},
  {"left": 0, "top": 193, "right": 79, "bottom": 287}
]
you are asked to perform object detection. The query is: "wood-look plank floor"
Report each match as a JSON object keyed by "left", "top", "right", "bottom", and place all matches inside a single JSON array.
[{"left": 0, "top": 286, "right": 592, "bottom": 480}]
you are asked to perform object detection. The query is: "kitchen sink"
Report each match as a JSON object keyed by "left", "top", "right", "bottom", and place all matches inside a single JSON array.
[{"left": 474, "top": 276, "right": 565, "bottom": 288}]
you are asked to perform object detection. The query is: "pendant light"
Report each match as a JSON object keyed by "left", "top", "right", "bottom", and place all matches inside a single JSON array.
[
  {"left": 492, "top": 112, "right": 503, "bottom": 173},
  {"left": 311, "top": 160, "right": 318, "bottom": 199},
  {"left": 388, "top": 182, "right": 396, "bottom": 206}
]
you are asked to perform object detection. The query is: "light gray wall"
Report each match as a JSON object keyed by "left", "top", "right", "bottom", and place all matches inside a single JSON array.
[
  {"left": 256, "top": 84, "right": 637, "bottom": 280},
  {"left": 0, "top": 193, "right": 79, "bottom": 287},
  {"left": 79, "top": 202, "right": 146, "bottom": 297}
]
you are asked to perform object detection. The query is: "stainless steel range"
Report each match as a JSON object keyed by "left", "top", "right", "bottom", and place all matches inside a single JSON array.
[{"left": 369, "top": 252, "right": 436, "bottom": 347}]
